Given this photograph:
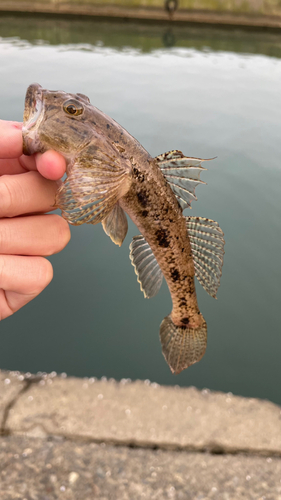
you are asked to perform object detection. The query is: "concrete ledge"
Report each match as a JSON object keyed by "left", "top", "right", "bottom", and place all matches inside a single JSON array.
[
  {"left": 1, "top": 371, "right": 281, "bottom": 498},
  {"left": 1, "top": 435, "right": 281, "bottom": 499},
  {"left": 1, "top": 2, "right": 281, "bottom": 30},
  {"left": 1, "top": 371, "right": 280, "bottom": 456},
  {"left": 0, "top": 371, "right": 25, "bottom": 431}
]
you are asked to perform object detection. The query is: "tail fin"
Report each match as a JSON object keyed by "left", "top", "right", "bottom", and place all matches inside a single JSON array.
[{"left": 159, "top": 315, "right": 207, "bottom": 374}]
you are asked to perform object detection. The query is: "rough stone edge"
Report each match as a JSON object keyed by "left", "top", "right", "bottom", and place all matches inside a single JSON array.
[
  {"left": 1, "top": 2, "right": 281, "bottom": 31},
  {"left": 1, "top": 370, "right": 281, "bottom": 458},
  {"left": 14, "top": 430, "right": 281, "bottom": 458},
  {"left": 0, "top": 373, "right": 44, "bottom": 436}
]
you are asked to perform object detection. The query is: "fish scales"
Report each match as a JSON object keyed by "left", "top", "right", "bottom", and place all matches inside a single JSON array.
[
  {"left": 120, "top": 162, "right": 202, "bottom": 328},
  {"left": 96, "top": 115, "right": 201, "bottom": 325},
  {"left": 22, "top": 83, "right": 224, "bottom": 374}
]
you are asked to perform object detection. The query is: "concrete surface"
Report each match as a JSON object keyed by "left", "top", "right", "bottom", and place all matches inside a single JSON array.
[
  {"left": 1, "top": 435, "right": 281, "bottom": 500},
  {"left": 2, "top": 372, "right": 281, "bottom": 455},
  {"left": 0, "top": 370, "right": 281, "bottom": 499},
  {"left": 0, "top": 371, "right": 25, "bottom": 431}
]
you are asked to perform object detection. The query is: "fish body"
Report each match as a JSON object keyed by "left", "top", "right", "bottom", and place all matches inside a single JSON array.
[{"left": 23, "top": 83, "right": 224, "bottom": 374}]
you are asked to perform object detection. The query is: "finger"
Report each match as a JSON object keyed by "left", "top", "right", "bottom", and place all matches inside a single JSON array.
[
  {"left": 0, "top": 171, "right": 59, "bottom": 217},
  {"left": 36, "top": 150, "right": 67, "bottom": 180},
  {"left": 0, "top": 215, "right": 71, "bottom": 256},
  {"left": 0, "top": 120, "right": 23, "bottom": 159},
  {"left": 0, "top": 151, "right": 66, "bottom": 177},
  {"left": 0, "top": 156, "right": 36, "bottom": 175},
  {"left": 0, "top": 255, "right": 53, "bottom": 320},
  {"left": 0, "top": 119, "right": 66, "bottom": 177}
]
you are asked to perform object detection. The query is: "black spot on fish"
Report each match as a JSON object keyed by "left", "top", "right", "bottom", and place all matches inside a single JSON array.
[
  {"left": 133, "top": 167, "right": 145, "bottom": 183},
  {"left": 179, "top": 297, "right": 187, "bottom": 307},
  {"left": 156, "top": 229, "right": 169, "bottom": 248},
  {"left": 181, "top": 317, "right": 189, "bottom": 325},
  {"left": 187, "top": 277, "right": 195, "bottom": 294},
  {"left": 142, "top": 210, "right": 148, "bottom": 218},
  {"left": 170, "top": 268, "right": 180, "bottom": 282},
  {"left": 107, "top": 124, "right": 110, "bottom": 129},
  {"left": 167, "top": 255, "right": 176, "bottom": 266},
  {"left": 137, "top": 191, "right": 148, "bottom": 207}
]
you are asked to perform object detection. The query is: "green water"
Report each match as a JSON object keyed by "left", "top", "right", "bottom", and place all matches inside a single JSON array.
[{"left": 0, "top": 15, "right": 280, "bottom": 404}]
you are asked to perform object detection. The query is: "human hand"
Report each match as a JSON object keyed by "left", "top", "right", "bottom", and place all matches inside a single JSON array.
[{"left": 0, "top": 120, "right": 70, "bottom": 320}]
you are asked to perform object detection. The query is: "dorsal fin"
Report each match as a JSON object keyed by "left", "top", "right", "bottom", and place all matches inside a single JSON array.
[
  {"left": 185, "top": 216, "right": 225, "bottom": 298},
  {"left": 155, "top": 150, "right": 208, "bottom": 210},
  {"left": 129, "top": 235, "right": 163, "bottom": 298}
]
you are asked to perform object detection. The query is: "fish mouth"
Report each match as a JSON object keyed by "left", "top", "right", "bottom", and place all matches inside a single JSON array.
[{"left": 22, "top": 83, "right": 44, "bottom": 155}]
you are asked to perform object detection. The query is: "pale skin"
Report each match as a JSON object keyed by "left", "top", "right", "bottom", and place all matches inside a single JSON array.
[{"left": 0, "top": 120, "right": 70, "bottom": 320}]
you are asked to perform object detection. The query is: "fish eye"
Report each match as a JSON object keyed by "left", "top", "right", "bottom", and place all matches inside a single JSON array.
[{"left": 63, "top": 99, "right": 84, "bottom": 116}]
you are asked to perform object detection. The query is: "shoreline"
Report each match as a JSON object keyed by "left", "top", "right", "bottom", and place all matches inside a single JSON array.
[{"left": 1, "top": 2, "right": 281, "bottom": 31}]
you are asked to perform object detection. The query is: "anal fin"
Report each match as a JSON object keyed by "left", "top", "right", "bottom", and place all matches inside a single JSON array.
[{"left": 130, "top": 235, "right": 163, "bottom": 298}]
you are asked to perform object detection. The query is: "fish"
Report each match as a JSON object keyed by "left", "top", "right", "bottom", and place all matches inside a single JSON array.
[{"left": 22, "top": 83, "right": 225, "bottom": 374}]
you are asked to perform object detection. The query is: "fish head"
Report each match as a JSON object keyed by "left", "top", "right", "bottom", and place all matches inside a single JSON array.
[{"left": 22, "top": 83, "right": 93, "bottom": 158}]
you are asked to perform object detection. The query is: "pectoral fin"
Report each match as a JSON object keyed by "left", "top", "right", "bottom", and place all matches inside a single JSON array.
[
  {"left": 130, "top": 235, "right": 163, "bottom": 298},
  {"left": 102, "top": 203, "right": 128, "bottom": 246},
  {"left": 55, "top": 149, "right": 132, "bottom": 225},
  {"left": 55, "top": 180, "right": 103, "bottom": 225},
  {"left": 185, "top": 216, "right": 225, "bottom": 298},
  {"left": 156, "top": 150, "right": 208, "bottom": 210}
]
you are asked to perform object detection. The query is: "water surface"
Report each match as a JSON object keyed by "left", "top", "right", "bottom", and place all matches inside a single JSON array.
[{"left": 0, "top": 16, "right": 280, "bottom": 404}]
